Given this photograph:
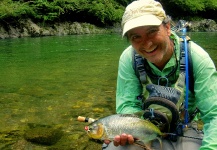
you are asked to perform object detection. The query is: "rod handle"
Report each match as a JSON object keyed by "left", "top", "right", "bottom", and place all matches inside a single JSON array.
[{"left": 77, "top": 116, "right": 96, "bottom": 123}]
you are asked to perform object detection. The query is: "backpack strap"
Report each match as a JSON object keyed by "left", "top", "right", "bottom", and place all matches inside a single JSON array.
[
  {"left": 133, "top": 51, "right": 147, "bottom": 84},
  {"left": 179, "top": 37, "right": 194, "bottom": 94}
]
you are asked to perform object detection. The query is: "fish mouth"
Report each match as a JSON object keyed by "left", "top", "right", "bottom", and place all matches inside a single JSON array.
[
  {"left": 85, "top": 123, "right": 104, "bottom": 140},
  {"left": 85, "top": 126, "right": 89, "bottom": 131}
]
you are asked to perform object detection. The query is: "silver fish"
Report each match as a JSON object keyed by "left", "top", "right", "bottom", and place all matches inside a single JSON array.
[{"left": 85, "top": 114, "right": 164, "bottom": 145}]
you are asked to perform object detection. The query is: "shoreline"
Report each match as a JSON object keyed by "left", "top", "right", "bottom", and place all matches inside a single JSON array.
[{"left": 0, "top": 19, "right": 217, "bottom": 39}]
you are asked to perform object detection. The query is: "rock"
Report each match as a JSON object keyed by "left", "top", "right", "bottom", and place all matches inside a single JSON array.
[
  {"left": 1, "top": 18, "right": 216, "bottom": 39},
  {"left": 0, "top": 19, "right": 115, "bottom": 39},
  {"left": 24, "top": 124, "right": 63, "bottom": 145},
  {"left": 188, "top": 19, "right": 217, "bottom": 32},
  {"left": 25, "top": 19, "right": 41, "bottom": 37},
  {"left": 0, "top": 26, "right": 9, "bottom": 39},
  {"left": 20, "top": 27, "right": 30, "bottom": 37}
]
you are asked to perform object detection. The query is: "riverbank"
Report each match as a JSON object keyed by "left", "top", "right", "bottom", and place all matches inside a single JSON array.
[{"left": 0, "top": 19, "right": 217, "bottom": 39}]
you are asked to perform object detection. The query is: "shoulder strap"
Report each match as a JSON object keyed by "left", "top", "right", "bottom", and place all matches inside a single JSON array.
[
  {"left": 133, "top": 50, "right": 147, "bottom": 84},
  {"left": 179, "top": 37, "right": 194, "bottom": 94}
]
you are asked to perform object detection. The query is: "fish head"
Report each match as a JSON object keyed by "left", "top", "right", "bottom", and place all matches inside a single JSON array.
[{"left": 85, "top": 122, "right": 104, "bottom": 139}]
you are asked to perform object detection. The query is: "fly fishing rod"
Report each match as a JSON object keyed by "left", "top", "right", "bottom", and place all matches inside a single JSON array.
[{"left": 77, "top": 116, "right": 96, "bottom": 123}]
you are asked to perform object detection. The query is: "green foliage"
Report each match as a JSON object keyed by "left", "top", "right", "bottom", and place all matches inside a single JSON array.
[
  {"left": 87, "top": 0, "right": 124, "bottom": 23},
  {"left": 115, "top": 0, "right": 134, "bottom": 6},
  {"left": 0, "top": 0, "right": 216, "bottom": 25},
  {"left": 29, "top": 0, "right": 64, "bottom": 21},
  {"left": 169, "top": 0, "right": 217, "bottom": 12},
  {"left": 1, "top": 0, "right": 125, "bottom": 25},
  {"left": 160, "top": 0, "right": 217, "bottom": 20},
  {"left": 0, "top": 0, "right": 33, "bottom": 19},
  {"left": 171, "top": 0, "right": 205, "bottom": 12},
  {"left": 58, "top": 0, "right": 124, "bottom": 24},
  {"left": 204, "top": 0, "right": 217, "bottom": 10}
]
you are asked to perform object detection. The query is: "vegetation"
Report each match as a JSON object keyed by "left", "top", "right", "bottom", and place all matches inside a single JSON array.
[
  {"left": 0, "top": 0, "right": 216, "bottom": 26},
  {"left": 160, "top": 0, "right": 217, "bottom": 20},
  {"left": 0, "top": 0, "right": 125, "bottom": 26}
]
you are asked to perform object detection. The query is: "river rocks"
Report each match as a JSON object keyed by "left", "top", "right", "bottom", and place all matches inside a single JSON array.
[
  {"left": 24, "top": 123, "right": 63, "bottom": 145},
  {"left": 0, "top": 26, "right": 9, "bottom": 39},
  {"left": 0, "top": 19, "right": 113, "bottom": 39},
  {"left": 189, "top": 19, "right": 217, "bottom": 32},
  {"left": 0, "top": 18, "right": 216, "bottom": 39}
]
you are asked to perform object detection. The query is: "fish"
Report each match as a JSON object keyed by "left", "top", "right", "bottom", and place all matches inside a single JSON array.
[{"left": 84, "top": 114, "right": 165, "bottom": 148}]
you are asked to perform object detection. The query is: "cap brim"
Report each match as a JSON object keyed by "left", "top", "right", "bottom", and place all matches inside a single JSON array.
[{"left": 122, "top": 15, "right": 162, "bottom": 37}]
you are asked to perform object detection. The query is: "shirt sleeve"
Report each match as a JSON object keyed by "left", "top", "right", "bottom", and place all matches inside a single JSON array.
[
  {"left": 116, "top": 46, "right": 143, "bottom": 114},
  {"left": 190, "top": 41, "right": 217, "bottom": 150}
]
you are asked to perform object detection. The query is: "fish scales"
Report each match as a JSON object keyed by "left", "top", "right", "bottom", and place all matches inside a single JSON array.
[{"left": 85, "top": 114, "right": 163, "bottom": 144}]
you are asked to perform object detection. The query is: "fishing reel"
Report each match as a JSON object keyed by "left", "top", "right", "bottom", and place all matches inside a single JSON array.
[{"left": 143, "top": 108, "right": 170, "bottom": 132}]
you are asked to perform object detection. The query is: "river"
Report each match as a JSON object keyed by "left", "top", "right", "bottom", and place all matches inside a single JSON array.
[{"left": 0, "top": 32, "right": 217, "bottom": 149}]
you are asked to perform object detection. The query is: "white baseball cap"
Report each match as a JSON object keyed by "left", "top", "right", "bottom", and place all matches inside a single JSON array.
[{"left": 121, "top": 0, "right": 166, "bottom": 36}]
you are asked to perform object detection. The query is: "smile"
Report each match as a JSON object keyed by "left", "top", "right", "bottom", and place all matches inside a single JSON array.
[{"left": 145, "top": 46, "right": 157, "bottom": 53}]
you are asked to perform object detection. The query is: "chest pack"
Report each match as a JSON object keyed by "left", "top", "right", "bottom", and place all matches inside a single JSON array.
[{"left": 133, "top": 37, "right": 194, "bottom": 134}]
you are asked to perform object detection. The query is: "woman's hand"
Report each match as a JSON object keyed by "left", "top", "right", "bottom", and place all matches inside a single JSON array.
[{"left": 104, "top": 133, "right": 135, "bottom": 146}]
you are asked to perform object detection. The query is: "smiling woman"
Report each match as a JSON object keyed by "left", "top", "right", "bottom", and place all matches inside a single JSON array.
[{"left": 109, "top": 0, "right": 217, "bottom": 150}]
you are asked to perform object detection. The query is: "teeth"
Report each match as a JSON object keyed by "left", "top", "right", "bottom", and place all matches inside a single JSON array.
[
  {"left": 146, "top": 49, "right": 155, "bottom": 53},
  {"left": 146, "top": 46, "right": 157, "bottom": 53}
]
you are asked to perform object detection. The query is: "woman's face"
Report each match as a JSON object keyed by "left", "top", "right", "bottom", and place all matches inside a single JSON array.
[{"left": 127, "top": 23, "right": 173, "bottom": 69}]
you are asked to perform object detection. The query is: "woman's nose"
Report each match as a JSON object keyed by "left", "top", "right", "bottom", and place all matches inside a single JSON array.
[{"left": 142, "top": 39, "right": 153, "bottom": 50}]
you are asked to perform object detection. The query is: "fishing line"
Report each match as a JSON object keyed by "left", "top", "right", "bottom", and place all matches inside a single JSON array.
[{"left": 133, "top": 141, "right": 151, "bottom": 150}]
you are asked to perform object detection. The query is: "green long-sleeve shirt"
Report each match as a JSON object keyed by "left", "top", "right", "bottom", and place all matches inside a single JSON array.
[{"left": 116, "top": 32, "right": 217, "bottom": 149}]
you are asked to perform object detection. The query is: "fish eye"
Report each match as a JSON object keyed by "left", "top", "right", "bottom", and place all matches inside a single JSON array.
[
  {"left": 91, "top": 123, "right": 96, "bottom": 127},
  {"left": 87, "top": 124, "right": 98, "bottom": 131}
]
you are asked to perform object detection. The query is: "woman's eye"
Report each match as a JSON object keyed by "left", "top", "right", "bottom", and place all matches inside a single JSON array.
[
  {"left": 132, "top": 36, "right": 138, "bottom": 39},
  {"left": 147, "top": 28, "right": 159, "bottom": 36},
  {"left": 130, "top": 35, "right": 141, "bottom": 42},
  {"left": 150, "top": 29, "right": 158, "bottom": 32}
]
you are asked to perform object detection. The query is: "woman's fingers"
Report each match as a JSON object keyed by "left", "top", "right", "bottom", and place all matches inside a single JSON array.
[
  {"left": 113, "top": 135, "right": 121, "bottom": 146},
  {"left": 104, "top": 139, "right": 111, "bottom": 144},
  {"left": 127, "top": 134, "right": 134, "bottom": 144},
  {"left": 120, "top": 133, "right": 128, "bottom": 146},
  {"left": 113, "top": 133, "right": 135, "bottom": 146}
]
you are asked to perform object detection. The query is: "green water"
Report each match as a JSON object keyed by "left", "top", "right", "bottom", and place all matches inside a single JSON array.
[{"left": 0, "top": 32, "right": 217, "bottom": 149}]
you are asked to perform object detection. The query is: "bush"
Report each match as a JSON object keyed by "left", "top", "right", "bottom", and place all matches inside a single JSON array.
[
  {"left": 0, "top": 0, "right": 216, "bottom": 26},
  {"left": 0, "top": 0, "right": 33, "bottom": 20}
]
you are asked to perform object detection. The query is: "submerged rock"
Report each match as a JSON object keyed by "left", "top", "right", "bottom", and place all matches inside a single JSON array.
[{"left": 24, "top": 124, "right": 63, "bottom": 145}]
